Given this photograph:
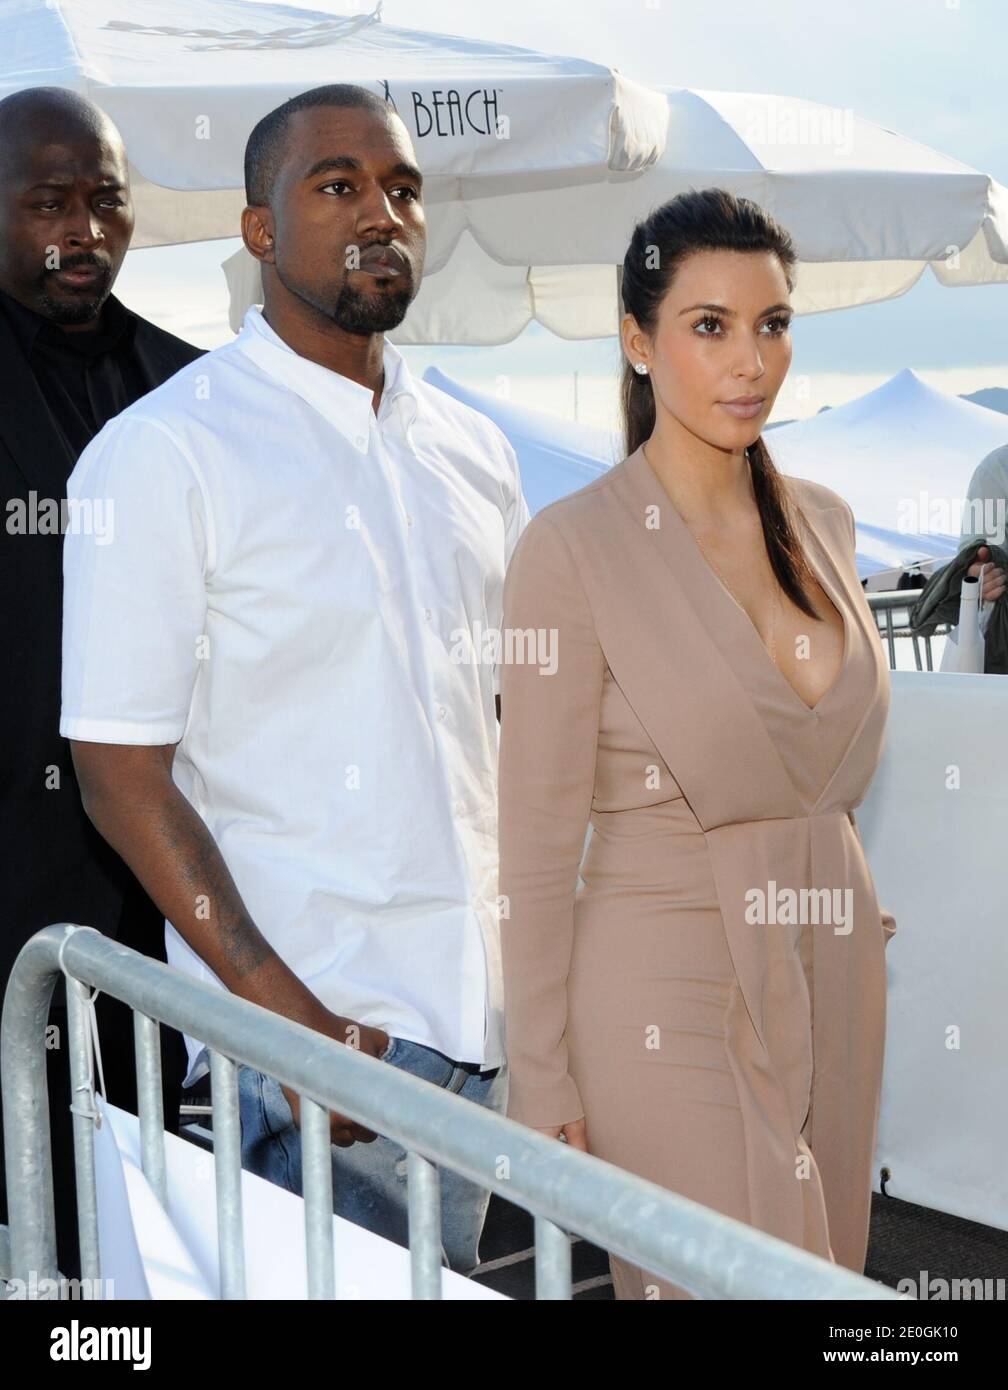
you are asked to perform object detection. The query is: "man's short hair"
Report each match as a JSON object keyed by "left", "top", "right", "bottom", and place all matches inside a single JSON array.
[{"left": 244, "top": 84, "right": 392, "bottom": 206}]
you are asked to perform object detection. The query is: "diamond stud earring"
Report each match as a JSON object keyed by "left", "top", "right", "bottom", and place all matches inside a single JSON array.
[{"left": 633, "top": 362, "right": 649, "bottom": 375}]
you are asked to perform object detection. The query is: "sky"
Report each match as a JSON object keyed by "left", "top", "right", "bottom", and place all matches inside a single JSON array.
[{"left": 110, "top": 0, "right": 1008, "bottom": 429}]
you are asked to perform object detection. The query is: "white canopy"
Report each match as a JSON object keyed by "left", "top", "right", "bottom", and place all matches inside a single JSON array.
[
  {"left": 766, "top": 369, "right": 1008, "bottom": 565},
  {"left": 233, "top": 84, "right": 1008, "bottom": 340},
  {"left": 423, "top": 366, "right": 1006, "bottom": 581},
  {"left": 5, "top": 0, "right": 1003, "bottom": 341},
  {"left": 390, "top": 87, "right": 1008, "bottom": 342},
  {"left": 1, "top": 0, "right": 668, "bottom": 250}
]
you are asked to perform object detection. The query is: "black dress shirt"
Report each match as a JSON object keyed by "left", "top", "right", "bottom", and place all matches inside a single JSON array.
[{"left": 0, "top": 286, "right": 148, "bottom": 463}]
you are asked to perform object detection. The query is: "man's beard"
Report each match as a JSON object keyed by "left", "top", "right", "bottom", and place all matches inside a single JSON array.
[
  {"left": 38, "top": 256, "right": 114, "bottom": 324},
  {"left": 277, "top": 262, "right": 415, "bottom": 335},
  {"left": 332, "top": 279, "right": 413, "bottom": 334}
]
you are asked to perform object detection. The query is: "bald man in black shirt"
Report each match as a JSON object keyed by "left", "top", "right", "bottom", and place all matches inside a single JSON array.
[{"left": 0, "top": 87, "right": 203, "bottom": 1277}]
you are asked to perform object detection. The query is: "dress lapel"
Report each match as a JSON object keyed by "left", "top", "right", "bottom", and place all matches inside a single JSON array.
[{"left": 570, "top": 449, "right": 805, "bottom": 830}]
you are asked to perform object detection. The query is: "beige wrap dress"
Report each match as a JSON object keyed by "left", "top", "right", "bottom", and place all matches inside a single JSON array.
[{"left": 497, "top": 444, "right": 897, "bottom": 1299}]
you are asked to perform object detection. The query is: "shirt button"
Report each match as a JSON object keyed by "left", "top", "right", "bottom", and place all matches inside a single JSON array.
[
  {"left": 424, "top": 608, "right": 432, "bottom": 621},
  {"left": 355, "top": 435, "right": 366, "bottom": 449},
  {"left": 437, "top": 706, "right": 447, "bottom": 721},
  {"left": 405, "top": 514, "right": 414, "bottom": 527}
]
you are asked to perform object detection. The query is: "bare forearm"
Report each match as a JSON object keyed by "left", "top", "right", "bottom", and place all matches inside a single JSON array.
[{"left": 76, "top": 756, "right": 318, "bottom": 1019}]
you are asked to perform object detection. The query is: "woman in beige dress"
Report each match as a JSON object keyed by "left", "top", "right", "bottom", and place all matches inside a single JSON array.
[{"left": 497, "top": 188, "right": 897, "bottom": 1300}]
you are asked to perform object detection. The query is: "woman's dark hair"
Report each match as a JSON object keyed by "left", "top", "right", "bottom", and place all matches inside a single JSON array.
[{"left": 620, "top": 187, "right": 820, "bottom": 619}]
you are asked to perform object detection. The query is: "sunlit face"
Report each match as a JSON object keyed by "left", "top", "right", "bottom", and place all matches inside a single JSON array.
[
  {"left": 255, "top": 104, "right": 426, "bottom": 335},
  {"left": 623, "top": 248, "right": 793, "bottom": 453}
]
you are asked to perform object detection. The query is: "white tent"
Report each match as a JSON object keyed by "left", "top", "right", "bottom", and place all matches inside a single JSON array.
[
  {"left": 419, "top": 364, "right": 973, "bottom": 581},
  {"left": 765, "top": 370, "right": 1008, "bottom": 570},
  {"left": 0, "top": 0, "right": 667, "bottom": 258}
]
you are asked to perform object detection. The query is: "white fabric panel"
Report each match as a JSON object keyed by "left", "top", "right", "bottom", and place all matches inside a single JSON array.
[
  {"left": 96, "top": 1101, "right": 507, "bottom": 1299},
  {"left": 859, "top": 672, "right": 1008, "bottom": 1233}
]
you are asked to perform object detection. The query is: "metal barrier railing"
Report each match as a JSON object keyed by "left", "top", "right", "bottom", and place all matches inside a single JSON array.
[
  {"left": 866, "top": 589, "right": 949, "bottom": 671},
  {"left": 2, "top": 924, "right": 899, "bottom": 1301}
]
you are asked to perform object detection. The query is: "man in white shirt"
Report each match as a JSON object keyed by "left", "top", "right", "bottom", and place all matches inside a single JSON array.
[{"left": 61, "top": 84, "right": 529, "bottom": 1272}]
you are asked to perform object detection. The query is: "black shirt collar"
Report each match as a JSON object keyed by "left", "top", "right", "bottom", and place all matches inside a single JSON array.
[{"left": 0, "top": 285, "right": 137, "bottom": 359}]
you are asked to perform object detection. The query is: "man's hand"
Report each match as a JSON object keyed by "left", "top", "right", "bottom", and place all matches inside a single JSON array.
[
  {"left": 967, "top": 545, "right": 1007, "bottom": 603},
  {"left": 278, "top": 1006, "right": 391, "bottom": 1147},
  {"left": 534, "top": 1117, "right": 588, "bottom": 1151}
]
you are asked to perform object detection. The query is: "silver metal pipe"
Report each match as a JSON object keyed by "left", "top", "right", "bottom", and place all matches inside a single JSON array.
[
  {"left": 300, "top": 1097, "right": 335, "bottom": 1300},
  {"left": 133, "top": 1011, "right": 167, "bottom": 1210},
  {"left": 208, "top": 1049, "right": 246, "bottom": 1299},
  {"left": 534, "top": 1216, "right": 572, "bottom": 1299},
  {"left": 1, "top": 927, "right": 61, "bottom": 1288},
  {"left": 65, "top": 976, "right": 101, "bottom": 1293},
  {"left": 406, "top": 1150, "right": 442, "bottom": 1299}
]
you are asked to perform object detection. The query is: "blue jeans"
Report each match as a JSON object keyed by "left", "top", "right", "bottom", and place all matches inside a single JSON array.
[{"left": 237, "top": 1036, "right": 508, "bottom": 1275}]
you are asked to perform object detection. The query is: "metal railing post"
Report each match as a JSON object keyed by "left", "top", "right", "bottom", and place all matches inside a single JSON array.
[
  {"left": 866, "top": 589, "right": 946, "bottom": 672},
  {"left": 301, "top": 1097, "right": 335, "bottom": 1300},
  {"left": 406, "top": 1150, "right": 442, "bottom": 1299},
  {"left": 1, "top": 927, "right": 63, "bottom": 1289},
  {"left": 534, "top": 1217, "right": 573, "bottom": 1299},
  {"left": 65, "top": 975, "right": 101, "bottom": 1292},
  {"left": 133, "top": 1011, "right": 167, "bottom": 1210},
  {"left": 208, "top": 1049, "right": 246, "bottom": 1299}
]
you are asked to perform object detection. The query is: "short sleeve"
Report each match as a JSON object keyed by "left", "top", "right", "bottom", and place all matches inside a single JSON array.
[
  {"left": 493, "top": 434, "right": 531, "bottom": 697},
  {"left": 60, "top": 414, "right": 212, "bottom": 744},
  {"left": 497, "top": 513, "right": 604, "bottom": 1127}
]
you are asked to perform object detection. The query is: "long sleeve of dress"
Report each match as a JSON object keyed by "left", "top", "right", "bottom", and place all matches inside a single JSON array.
[
  {"left": 497, "top": 513, "right": 605, "bottom": 1128},
  {"left": 839, "top": 494, "right": 897, "bottom": 951},
  {"left": 846, "top": 809, "right": 897, "bottom": 947}
]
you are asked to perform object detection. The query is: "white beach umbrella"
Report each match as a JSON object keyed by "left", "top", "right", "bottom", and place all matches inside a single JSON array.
[
  {"left": 0, "top": 0, "right": 668, "bottom": 258},
  {"left": 389, "top": 87, "right": 1008, "bottom": 343},
  {"left": 6, "top": 3, "right": 1004, "bottom": 345}
]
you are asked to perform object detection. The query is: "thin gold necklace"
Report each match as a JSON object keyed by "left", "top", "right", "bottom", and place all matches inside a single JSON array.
[{"left": 643, "top": 443, "right": 782, "bottom": 663}]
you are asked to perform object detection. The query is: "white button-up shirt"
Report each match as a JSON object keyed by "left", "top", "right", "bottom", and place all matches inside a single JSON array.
[{"left": 61, "top": 306, "right": 530, "bottom": 1084}]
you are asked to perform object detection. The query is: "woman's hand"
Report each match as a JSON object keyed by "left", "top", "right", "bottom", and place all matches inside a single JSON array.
[
  {"left": 967, "top": 545, "right": 1007, "bottom": 603},
  {"left": 534, "top": 1117, "right": 589, "bottom": 1151}
]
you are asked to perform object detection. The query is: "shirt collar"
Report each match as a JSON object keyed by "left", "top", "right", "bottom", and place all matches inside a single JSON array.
[{"left": 235, "top": 305, "right": 419, "bottom": 453}]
